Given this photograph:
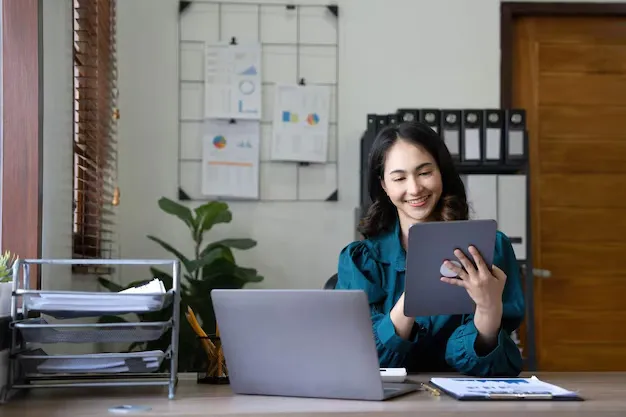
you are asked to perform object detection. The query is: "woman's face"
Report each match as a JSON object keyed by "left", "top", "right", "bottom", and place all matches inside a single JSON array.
[{"left": 381, "top": 138, "right": 443, "bottom": 226}]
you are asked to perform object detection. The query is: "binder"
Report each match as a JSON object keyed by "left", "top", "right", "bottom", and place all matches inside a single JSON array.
[
  {"left": 397, "top": 108, "right": 420, "bottom": 124},
  {"left": 441, "top": 110, "right": 461, "bottom": 161},
  {"left": 484, "top": 109, "right": 504, "bottom": 164},
  {"left": 461, "top": 109, "right": 483, "bottom": 164},
  {"left": 387, "top": 113, "right": 399, "bottom": 126},
  {"left": 375, "top": 114, "right": 389, "bottom": 134},
  {"left": 464, "top": 175, "right": 497, "bottom": 221},
  {"left": 420, "top": 109, "right": 441, "bottom": 134},
  {"left": 505, "top": 109, "right": 527, "bottom": 164},
  {"left": 497, "top": 174, "right": 526, "bottom": 260}
]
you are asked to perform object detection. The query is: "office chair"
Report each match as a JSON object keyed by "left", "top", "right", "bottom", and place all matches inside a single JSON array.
[{"left": 323, "top": 273, "right": 338, "bottom": 290}]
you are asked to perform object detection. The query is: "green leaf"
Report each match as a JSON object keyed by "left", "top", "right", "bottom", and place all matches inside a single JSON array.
[
  {"left": 187, "top": 246, "right": 231, "bottom": 273},
  {"left": 158, "top": 197, "right": 195, "bottom": 229},
  {"left": 127, "top": 341, "right": 146, "bottom": 352},
  {"left": 213, "top": 238, "right": 257, "bottom": 250},
  {"left": 193, "top": 202, "right": 232, "bottom": 239},
  {"left": 234, "top": 266, "right": 264, "bottom": 283},
  {"left": 97, "top": 277, "right": 123, "bottom": 292},
  {"left": 147, "top": 235, "right": 191, "bottom": 270},
  {"left": 201, "top": 258, "right": 236, "bottom": 281},
  {"left": 97, "top": 315, "right": 128, "bottom": 324},
  {"left": 199, "top": 239, "right": 256, "bottom": 260}
]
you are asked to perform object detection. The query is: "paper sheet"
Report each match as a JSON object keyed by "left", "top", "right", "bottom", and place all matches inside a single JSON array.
[
  {"left": 204, "top": 42, "right": 262, "bottom": 120},
  {"left": 36, "top": 350, "right": 163, "bottom": 374},
  {"left": 29, "top": 279, "right": 167, "bottom": 312},
  {"left": 270, "top": 83, "right": 330, "bottom": 163},
  {"left": 430, "top": 376, "right": 579, "bottom": 398},
  {"left": 201, "top": 119, "right": 260, "bottom": 199}
]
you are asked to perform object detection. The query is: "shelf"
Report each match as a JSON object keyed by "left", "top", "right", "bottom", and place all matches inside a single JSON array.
[
  {"left": 2, "top": 258, "right": 181, "bottom": 402},
  {"left": 19, "top": 289, "right": 174, "bottom": 319},
  {"left": 14, "top": 317, "right": 172, "bottom": 344},
  {"left": 17, "top": 347, "right": 169, "bottom": 375},
  {"left": 455, "top": 164, "right": 527, "bottom": 175}
]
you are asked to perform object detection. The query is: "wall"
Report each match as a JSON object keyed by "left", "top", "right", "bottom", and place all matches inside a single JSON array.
[
  {"left": 114, "top": 0, "right": 623, "bottom": 289},
  {"left": 41, "top": 0, "right": 74, "bottom": 292},
  {"left": 41, "top": 0, "right": 106, "bottom": 354},
  {"left": 114, "top": 0, "right": 501, "bottom": 288}
]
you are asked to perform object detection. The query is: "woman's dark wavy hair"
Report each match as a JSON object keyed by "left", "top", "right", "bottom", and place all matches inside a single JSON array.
[{"left": 358, "top": 121, "right": 469, "bottom": 238}]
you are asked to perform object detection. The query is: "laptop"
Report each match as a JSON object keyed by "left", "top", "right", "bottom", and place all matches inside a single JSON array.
[
  {"left": 404, "top": 219, "right": 498, "bottom": 317},
  {"left": 210, "top": 289, "right": 420, "bottom": 401}
]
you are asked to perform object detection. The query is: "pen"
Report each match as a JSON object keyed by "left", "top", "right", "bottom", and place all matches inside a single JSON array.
[{"left": 421, "top": 383, "right": 441, "bottom": 396}]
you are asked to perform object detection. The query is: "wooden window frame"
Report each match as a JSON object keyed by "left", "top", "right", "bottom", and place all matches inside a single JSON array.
[{"left": 1, "top": 0, "right": 42, "bottom": 289}]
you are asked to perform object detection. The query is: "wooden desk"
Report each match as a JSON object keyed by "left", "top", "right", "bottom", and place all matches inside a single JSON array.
[{"left": 2, "top": 373, "right": 626, "bottom": 416}]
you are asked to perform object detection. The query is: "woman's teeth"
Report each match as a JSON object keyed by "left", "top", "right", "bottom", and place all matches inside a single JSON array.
[{"left": 407, "top": 196, "right": 428, "bottom": 207}]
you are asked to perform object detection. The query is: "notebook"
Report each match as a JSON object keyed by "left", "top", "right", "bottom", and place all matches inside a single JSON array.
[{"left": 429, "top": 376, "right": 584, "bottom": 401}]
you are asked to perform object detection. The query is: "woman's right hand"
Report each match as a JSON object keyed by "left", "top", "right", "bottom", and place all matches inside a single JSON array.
[{"left": 390, "top": 292, "right": 415, "bottom": 340}]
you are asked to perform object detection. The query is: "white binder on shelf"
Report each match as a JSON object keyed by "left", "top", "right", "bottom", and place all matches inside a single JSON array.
[
  {"left": 465, "top": 175, "right": 497, "bottom": 222},
  {"left": 497, "top": 174, "right": 527, "bottom": 260}
]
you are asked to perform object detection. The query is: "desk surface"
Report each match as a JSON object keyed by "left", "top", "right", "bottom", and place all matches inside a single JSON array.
[{"left": 2, "top": 372, "right": 626, "bottom": 416}]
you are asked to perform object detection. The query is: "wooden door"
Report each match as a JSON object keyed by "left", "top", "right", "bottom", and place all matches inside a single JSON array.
[{"left": 511, "top": 16, "right": 626, "bottom": 371}]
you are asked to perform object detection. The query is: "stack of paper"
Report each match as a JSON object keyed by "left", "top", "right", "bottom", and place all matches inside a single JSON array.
[
  {"left": 120, "top": 278, "right": 166, "bottom": 294},
  {"left": 36, "top": 350, "right": 164, "bottom": 374},
  {"left": 27, "top": 279, "right": 167, "bottom": 314}
]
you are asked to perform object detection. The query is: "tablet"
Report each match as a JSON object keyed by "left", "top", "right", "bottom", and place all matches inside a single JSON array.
[{"left": 404, "top": 219, "right": 497, "bottom": 317}]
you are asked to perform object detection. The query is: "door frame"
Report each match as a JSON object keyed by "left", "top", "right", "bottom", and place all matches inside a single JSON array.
[
  {"left": 500, "top": 2, "right": 626, "bottom": 371},
  {"left": 501, "top": 2, "right": 626, "bottom": 107}
]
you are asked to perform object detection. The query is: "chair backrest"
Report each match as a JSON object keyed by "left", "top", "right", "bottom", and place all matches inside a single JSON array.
[{"left": 324, "top": 273, "right": 338, "bottom": 290}]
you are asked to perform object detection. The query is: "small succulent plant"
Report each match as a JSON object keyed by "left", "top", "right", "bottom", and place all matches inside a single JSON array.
[{"left": 0, "top": 251, "right": 18, "bottom": 283}]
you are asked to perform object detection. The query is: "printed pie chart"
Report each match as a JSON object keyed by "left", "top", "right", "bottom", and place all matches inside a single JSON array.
[
  {"left": 239, "top": 80, "right": 255, "bottom": 95},
  {"left": 213, "top": 135, "right": 226, "bottom": 149},
  {"left": 307, "top": 113, "right": 320, "bottom": 125}
]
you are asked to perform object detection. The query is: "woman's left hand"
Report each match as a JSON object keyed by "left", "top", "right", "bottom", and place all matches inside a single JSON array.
[{"left": 440, "top": 246, "right": 506, "bottom": 313}]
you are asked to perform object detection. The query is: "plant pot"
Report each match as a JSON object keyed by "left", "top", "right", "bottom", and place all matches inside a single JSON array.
[{"left": 0, "top": 282, "right": 12, "bottom": 317}]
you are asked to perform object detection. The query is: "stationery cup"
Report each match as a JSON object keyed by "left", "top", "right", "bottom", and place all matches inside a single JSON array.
[{"left": 195, "top": 335, "right": 229, "bottom": 384}]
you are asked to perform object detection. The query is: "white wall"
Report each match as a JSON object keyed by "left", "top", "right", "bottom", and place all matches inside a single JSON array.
[
  {"left": 41, "top": 0, "right": 75, "bottom": 291},
  {"left": 113, "top": 0, "right": 502, "bottom": 288},
  {"left": 113, "top": 0, "right": 626, "bottom": 289}
]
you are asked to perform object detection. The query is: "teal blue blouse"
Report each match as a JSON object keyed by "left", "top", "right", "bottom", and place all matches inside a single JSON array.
[{"left": 336, "top": 220, "right": 525, "bottom": 377}]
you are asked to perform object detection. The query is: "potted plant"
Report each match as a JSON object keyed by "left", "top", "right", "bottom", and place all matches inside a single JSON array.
[
  {"left": 98, "top": 197, "right": 264, "bottom": 372},
  {"left": 0, "top": 251, "right": 17, "bottom": 316}
]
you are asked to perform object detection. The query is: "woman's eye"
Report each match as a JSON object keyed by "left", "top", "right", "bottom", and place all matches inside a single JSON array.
[
  {"left": 393, "top": 177, "right": 405, "bottom": 182},
  {"left": 419, "top": 171, "right": 432, "bottom": 177}
]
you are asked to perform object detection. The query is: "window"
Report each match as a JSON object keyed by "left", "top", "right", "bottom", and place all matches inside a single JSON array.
[{"left": 72, "top": 0, "right": 119, "bottom": 265}]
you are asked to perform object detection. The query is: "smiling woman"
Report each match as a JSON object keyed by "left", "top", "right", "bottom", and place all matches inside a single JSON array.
[
  {"left": 358, "top": 122, "right": 468, "bottom": 246},
  {"left": 336, "top": 121, "right": 525, "bottom": 377}
]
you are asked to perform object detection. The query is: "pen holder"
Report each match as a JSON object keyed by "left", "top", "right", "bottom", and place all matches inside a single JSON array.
[{"left": 195, "top": 335, "right": 229, "bottom": 385}]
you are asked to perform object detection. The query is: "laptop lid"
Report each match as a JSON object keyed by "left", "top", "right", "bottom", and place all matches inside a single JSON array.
[
  {"left": 211, "top": 289, "right": 395, "bottom": 401},
  {"left": 404, "top": 219, "right": 498, "bottom": 317}
]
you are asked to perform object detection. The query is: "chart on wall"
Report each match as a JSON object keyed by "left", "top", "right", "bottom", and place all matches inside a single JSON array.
[
  {"left": 204, "top": 42, "right": 262, "bottom": 120},
  {"left": 271, "top": 83, "right": 331, "bottom": 164},
  {"left": 201, "top": 119, "right": 260, "bottom": 199},
  {"left": 177, "top": 1, "right": 340, "bottom": 202}
]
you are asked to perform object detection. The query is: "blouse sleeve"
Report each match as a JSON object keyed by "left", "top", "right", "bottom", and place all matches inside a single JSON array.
[
  {"left": 443, "top": 231, "right": 526, "bottom": 377},
  {"left": 336, "top": 241, "right": 421, "bottom": 368}
]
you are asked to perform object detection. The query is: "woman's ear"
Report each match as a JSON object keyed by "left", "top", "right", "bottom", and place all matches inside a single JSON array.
[{"left": 380, "top": 177, "right": 387, "bottom": 194}]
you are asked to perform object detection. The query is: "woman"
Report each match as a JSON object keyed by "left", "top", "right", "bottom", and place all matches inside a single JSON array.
[{"left": 336, "top": 121, "right": 525, "bottom": 377}]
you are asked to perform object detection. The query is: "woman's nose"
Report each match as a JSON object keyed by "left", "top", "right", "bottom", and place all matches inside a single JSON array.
[{"left": 407, "top": 176, "right": 422, "bottom": 195}]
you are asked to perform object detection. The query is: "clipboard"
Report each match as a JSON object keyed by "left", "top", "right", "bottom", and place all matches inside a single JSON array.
[{"left": 429, "top": 376, "right": 584, "bottom": 401}]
